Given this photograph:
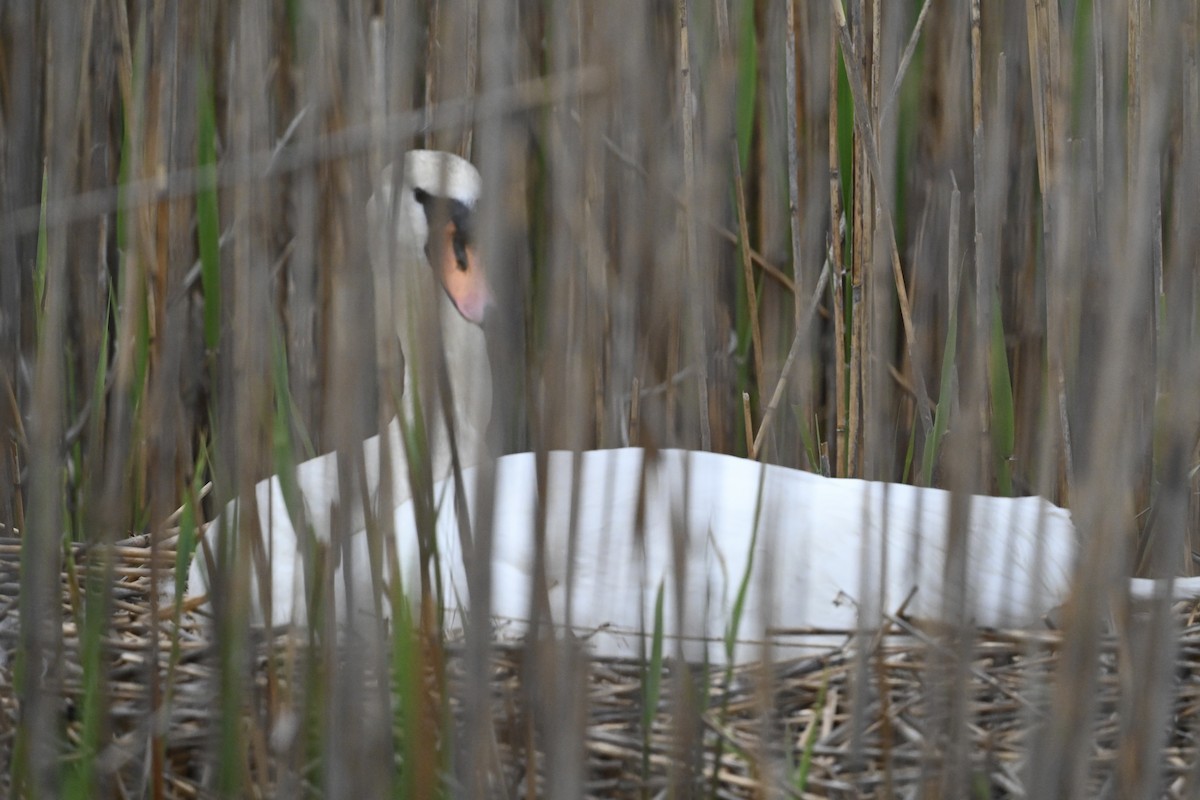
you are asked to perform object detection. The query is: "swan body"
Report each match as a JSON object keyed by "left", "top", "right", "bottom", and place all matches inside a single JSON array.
[
  {"left": 190, "top": 443, "right": 1084, "bottom": 661},
  {"left": 186, "top": 150, "right": 1200, "bottom": 663},
  {"left": 384, "top": 450, "right": 1200, "bottom": 663},
  {"left": 190, "top": 440, "right": 1200, "bottom": 663},
  {"left": 389, "top": 449, "right": 1079, "bottom": 663}
]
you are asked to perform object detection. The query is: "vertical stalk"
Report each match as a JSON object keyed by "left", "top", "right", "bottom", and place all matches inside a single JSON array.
[
  {"left": 830, "top": 12, "right": 848, "bottom": 477},
  {"left": 678, "top": 0, "right": 711, "bottom": 450}
]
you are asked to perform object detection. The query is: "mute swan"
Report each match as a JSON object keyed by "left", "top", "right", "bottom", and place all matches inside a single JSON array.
[
  {"left": 188, "top": 150, "right": 491, "bottom": 627},
  {"left": 187, "top": 151, "right": 1200, "bottom": 663}
]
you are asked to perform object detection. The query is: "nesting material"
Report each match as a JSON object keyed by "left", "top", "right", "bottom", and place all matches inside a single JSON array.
[{"left": 3, "top": 534, "right": 1200, "bottom": 798}]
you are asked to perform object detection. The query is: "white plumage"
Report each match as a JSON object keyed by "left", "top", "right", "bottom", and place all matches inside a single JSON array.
[
  {"left": 386, "top": 448, "right": 1078, "bottom": 664},
  {"left": 369, "top": 149, "right": 491, "bottom": 474}
]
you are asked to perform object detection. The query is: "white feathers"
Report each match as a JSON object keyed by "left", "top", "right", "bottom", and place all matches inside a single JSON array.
[
  {"left": 191, "top": 440, "right": 1087, "bottom": 664},
  {"left": 369, "top": 149, "right": 482, "bottom": 270},
  {"left": 389, "top": 449, "right": 1078, "bottom": 664},
  {"left": 370, "top": 150, "right": 491, "bottom": 472}
]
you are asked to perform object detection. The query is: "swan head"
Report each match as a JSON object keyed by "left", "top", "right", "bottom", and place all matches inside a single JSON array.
[
  {"left": 369, "top": 151, "right": 494, "bottom": 467},
  {"left": 371, "top": 150, "right": 491, "bottom": 325}
]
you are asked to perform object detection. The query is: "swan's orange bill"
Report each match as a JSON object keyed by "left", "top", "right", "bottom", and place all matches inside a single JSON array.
[{"left": 436, "top": 220, "right": 492, "bottom": 324}]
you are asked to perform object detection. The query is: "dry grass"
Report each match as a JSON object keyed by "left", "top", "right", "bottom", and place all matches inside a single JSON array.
[{"left": 2, "top": 540, "right": 1200, "bottom": 797}]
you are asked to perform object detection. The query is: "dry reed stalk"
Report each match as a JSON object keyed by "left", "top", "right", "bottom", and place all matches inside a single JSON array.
[
  {"left": 1026, "top": 0, "right": 1074, "bottom": 503},
  {"left": 829, "top": 14, "right": 847, "bottom": 478},
  {"left": 785, "top": 0, "right": 804, "bottom": 335},
  {"left": 969, "top": 0, "right": 992, "bottom": 488},
  {"left": 880, "top": 0, "right": 933, "bottom": 129},
  {"left": 677, "top": 0, "right": 711, "bottom": 453}
]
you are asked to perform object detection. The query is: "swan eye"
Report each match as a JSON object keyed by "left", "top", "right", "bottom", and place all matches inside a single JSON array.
[
  {"left": 453, "top": 234, "right": 470, "bottom": 272},
  {"left": 412, "top": 186, "right": 474, "bottom": 273}
]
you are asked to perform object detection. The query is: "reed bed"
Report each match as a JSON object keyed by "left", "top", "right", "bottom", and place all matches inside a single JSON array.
[
  {"left": 3, "top": 0, "right": 1200, "bottom": 797},
  {"left": 2, "top": 538, "right": 1200, "bottom": 798}
]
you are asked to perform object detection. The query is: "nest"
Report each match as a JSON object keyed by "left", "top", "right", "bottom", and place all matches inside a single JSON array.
[{"left": 1, "top": 535, "right": 1199, "bottom": 798}]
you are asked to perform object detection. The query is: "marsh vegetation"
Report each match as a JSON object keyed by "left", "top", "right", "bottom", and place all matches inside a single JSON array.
[{"left": 1, "top": 1, "right": 1199, "bottom": 797}]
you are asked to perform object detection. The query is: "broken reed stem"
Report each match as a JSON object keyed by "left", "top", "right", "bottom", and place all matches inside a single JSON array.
[
  {"left": 753, "top": 256, "right": 832, "bottom": 458},
  {"left": 880, "top": 0, "right": 934, "bottom": 128}
]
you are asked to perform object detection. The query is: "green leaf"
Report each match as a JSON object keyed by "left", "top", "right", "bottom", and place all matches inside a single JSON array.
[
  {"left": 724, "top": 462, "right": 767, "bottom": 660},
  {"left": 921, "top": 307, "right": 958, "bottom": 487},
  {"left": 988, "top": 291, "right": 1015, "bottom": 496},
  {"left": 734, "top": 3, "right": 757, "bottom": 175},
  {"left": 791, "top": 671, "right": 829, "bottom": 791}
]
